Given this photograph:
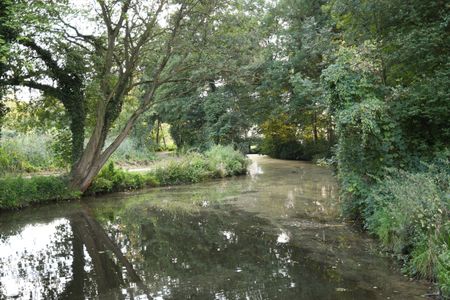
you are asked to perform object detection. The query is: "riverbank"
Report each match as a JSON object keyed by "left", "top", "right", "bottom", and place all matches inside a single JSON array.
[
  {"left": 0, "top": 145, "right": 249, "bottom": 210},
  {"left": 341, "top": 158, "right": 450, "bottom": 298}
]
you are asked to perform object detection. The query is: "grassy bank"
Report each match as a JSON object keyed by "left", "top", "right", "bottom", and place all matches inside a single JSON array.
[
  {"left": 0, "top": 145, "right": 249, "bottom": 209},
  {"left": 89, "top": 145, "right": 248, "bottom": 194},
  {"left": 345, "top": 159, "right": 450, "bottom": 297},
  {"left": 0, "top": 176, "right": 81, "bottom": 209}
]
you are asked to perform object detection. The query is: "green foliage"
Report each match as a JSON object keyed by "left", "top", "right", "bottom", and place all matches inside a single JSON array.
[
  {"left": 89, "top": 161, "right": 160, "bottom": 194},
  {"left": 154, "top": 145, "right": 248, "bottom": 185},
  {"left": 363, "top": 161, "right": 450, "bottom": 296},
  {"left": 260, "top": 114, "right": 302, "bottom": 160},
  {"left": 332, "top": 97, "right": 405, "bottom": 218},
  {"left": 259, "top": 113, "right": 330, "bottom": 160},
  {"left": 317, "top": 0, "right": 450, "bottom": 293},
  {"left": 205, "top": 145, "right": 249, "bottom": 177},
  {"left": 160, "top": 87, "right": 254, "bottom": 153},
  {"left": 0, "top": 175, "right": 80, "bottom": 209},
  {"left": 89, "top": 145, "right": 248, "bottom": 194}
]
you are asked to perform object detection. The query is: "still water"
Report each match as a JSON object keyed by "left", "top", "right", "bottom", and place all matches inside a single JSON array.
[{"left": 0, "top": 155, "right": 431, "bottom": 299}]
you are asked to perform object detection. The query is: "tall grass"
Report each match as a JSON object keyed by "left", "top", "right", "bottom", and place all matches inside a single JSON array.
[
  {"left": 363, "top": 160, "right": 450, "bottom": 296},
  {"left": 0, "top": 132, "right": 158, "bottom": 175},
  {"left": 0, "top": 133, "right": 59, "bottom": 174}
]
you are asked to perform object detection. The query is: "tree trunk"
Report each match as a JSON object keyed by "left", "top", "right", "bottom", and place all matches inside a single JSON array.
[
  {"left": 155, "top": 118, "right": 160, "bottom": 148},
  {"left": 67, "top": 0, "right": 182, "bottom": 192},
  {"left": 312, "top": 110, "right": 318, "bottom": 144},
  {"left": 67, "top": 100, "right": 86, "bottom": 166},
  {"left": 327, "top": 115, "right": 335, "bottom": 147},
  {"left": 69, "top": 106, "right": 145, "bottom": 192}
]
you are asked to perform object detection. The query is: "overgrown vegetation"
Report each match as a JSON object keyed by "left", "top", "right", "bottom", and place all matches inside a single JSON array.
[
  {"left": 0, "top": 131, "right": 61, "bottom": 174},
  {"left": 0, "top": 176, "right": 80, "bottom": 209},
  {"left": 0, "top": 130, "right": 159, "bottom": 175},
  {"left": 89, "top": 145, "right": 248, "bottom": 194},
  {"left": 362, "top": 160, "right": 450, "bottom": 294},
  {"left": 87, "top": 162, "right": 159, "bottom": 194}
]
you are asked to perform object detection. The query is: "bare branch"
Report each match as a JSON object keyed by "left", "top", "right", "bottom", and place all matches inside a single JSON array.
[{"left": 55, "top": 14, "right": 99, "bottom": 48}]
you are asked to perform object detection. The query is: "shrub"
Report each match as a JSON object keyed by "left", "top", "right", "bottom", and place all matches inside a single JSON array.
[
  {"left": 90, "top": 145, "right": 248, "bottom": 193},
  {"left": 152, "top": 154, "right": 210, "bottom": 185},
  {"left": 0, "top": 176, "right": 80, "bottom": 209},
  {"left": 152, "top": 145, "right": 248, "bottom": 185}
]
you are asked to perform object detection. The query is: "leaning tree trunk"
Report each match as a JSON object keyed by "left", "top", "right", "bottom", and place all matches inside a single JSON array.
[{"left": 69, "top": 104, "right": 145, "bottom": 192}]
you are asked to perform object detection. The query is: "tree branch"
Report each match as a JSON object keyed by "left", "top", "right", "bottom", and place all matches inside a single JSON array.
[{"left": 2, "top": 78, "right": 63, "bottom": 99}]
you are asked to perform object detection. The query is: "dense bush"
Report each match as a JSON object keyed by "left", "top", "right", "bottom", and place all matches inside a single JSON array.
[
  {"left": 323, "top": 43, "right": 450, "bottom": 295},
  {"left": 363, "top": 161, "right": 450, "bottom": 296},
  {"left": 0, "top": 176, "right": 80, "bottom": 209}
]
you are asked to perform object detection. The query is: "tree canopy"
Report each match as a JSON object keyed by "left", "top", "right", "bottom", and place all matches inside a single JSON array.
[
  {"left": 1, "top": 0, "right": 449, "bottom": 207},
  {"left": 1, "top": 0, "right": 449, "bottom": 295}
]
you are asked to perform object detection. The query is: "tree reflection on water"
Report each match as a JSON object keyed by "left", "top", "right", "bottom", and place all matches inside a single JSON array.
[{"left": 0, "top": 157, "right": 429, "bottom": 299}]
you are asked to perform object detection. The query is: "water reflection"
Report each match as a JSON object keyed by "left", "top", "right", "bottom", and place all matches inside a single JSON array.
[
  {"left": 0, "top": 156, "right": 430, "bottom": 299},
  {"left": 0, "top": 219, "right": 73, "bottom": 299}
]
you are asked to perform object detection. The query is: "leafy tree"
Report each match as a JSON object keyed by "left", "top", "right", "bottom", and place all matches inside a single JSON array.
[
  {"left": 0, "top": 0, "right": 88, "bottom": 163},
  {"left": 2, "top": 0, "right": 245, "bottom": 191},
  {"left": 254, "top": 0, "right": 336, "bottom": 158},
  {"left": 153, "top": 0, "right": 267, "bottom": 151}
]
